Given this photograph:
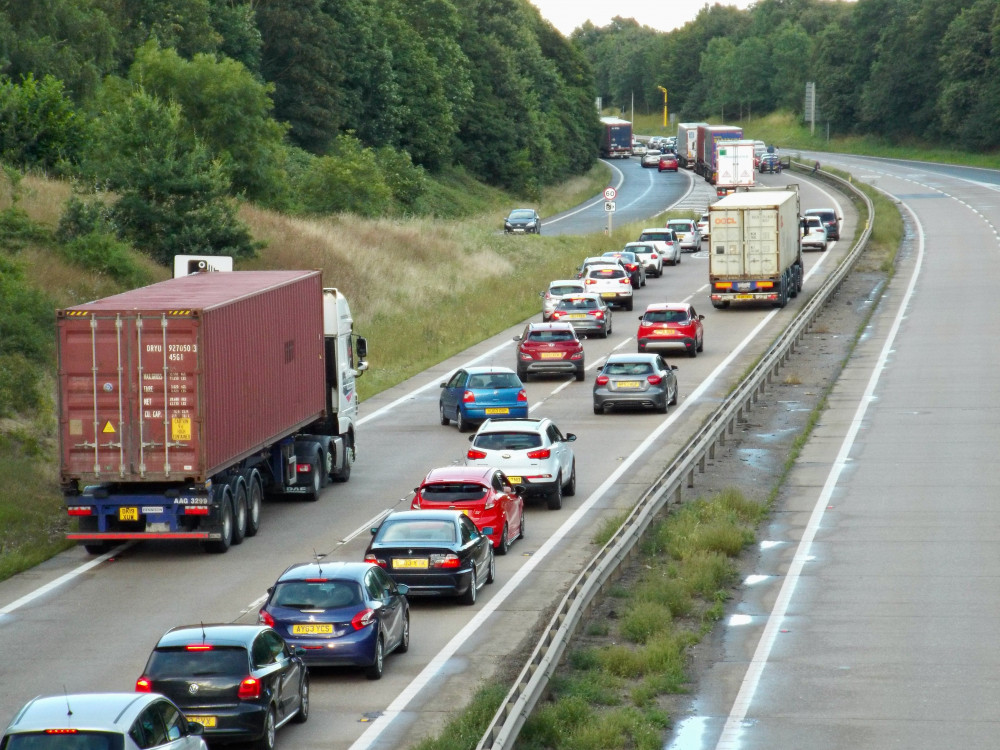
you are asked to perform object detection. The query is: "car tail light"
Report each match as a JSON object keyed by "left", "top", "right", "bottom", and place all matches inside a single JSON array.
[
  {"left": 184, "top": 506, "right": 210, "bottom": 515},
  {"left": 484, "top": 497, "right": 495, "bottom": 509},
  {"left": 647, "top": 375, "right": 663, "bottom": 385},
  {"left": 430, "top": 554, "right": 461, "bottom": 568},
  {"left": 517, "top": 390, "right": 527, "bottom": 402},
  {"left": 135, "top": 676, "right": 152, "bottom": 693},
  {"left": 596, "top": 375, "right": 609, "bottom": 386},
  {"left": 552, "top": 310, "right": 565, "bottom": 319},
  {"left": 544, "top": 291, "right": 551, "bottom": 299},
  {"left": 626, "top": 263, "right": 637, "bottom": 271},
  {"left": 570, "top": 351, "right": 583, "bottom": 360},
  {"left": 584, "top": 278, "right": 597, "bottom": 285},
  {"left": 589, "top": 310, "right": 604, "bottom": 319},
  {"left": 67, "top": 506, "right": 92, "bottom": 516},
  {"left": 364, "top": 554, "right": 387, "bottom": 569},
  {"left": 650, "top": 253, "right": 658, "bottom": 260},
  {"left": 619, "top": 278, "right": 630, "bottom": 285},
  {"left": 467, "top": 448, "right": 487, "bottom": 460},
  {"left": 519, "top": 351, "right": 533, "bottom": 361},
  {"left": 259, "top": 609, "right": 275, "bottom": 627},
  {"left": 238, "top": 677, "right": 262, "bottom": 700},
  {"left": 45, "top": 729, "right": 79, "bottom": 735},
  {"left": 526, "top": 448, "right": 551, "bottom": 459},
  {"left": 411, "top": 497, "right": 421, "bottom": 509},
  {"left": 186, "top": 644, "right": 213, "bottom": 651},
  {"left": 351, "top": 608, "right": 376, "bottom": 630},
  {"left": 462, "top": 390, "right": 476, "bottom": 403}
]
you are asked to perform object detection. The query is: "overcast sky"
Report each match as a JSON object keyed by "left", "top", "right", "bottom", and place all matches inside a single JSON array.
[{"left": 528, "top": 0, "right": 758, "bottom": 35}]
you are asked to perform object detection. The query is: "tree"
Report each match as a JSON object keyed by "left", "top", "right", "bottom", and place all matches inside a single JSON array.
[{"left": 0, "top": 73, "right": 84, "bottom": 172}]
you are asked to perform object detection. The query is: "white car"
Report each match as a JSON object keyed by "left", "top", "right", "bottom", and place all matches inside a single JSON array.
[
  {"left": 637, "top": 227, "right": 682, "bottom": 266},
  {"left": 631, "top": 140, "right": 647, "bottom": 156},
  {"left": 624, "top": 240, "right": 663, "bottom": 278},
  {"left": 466, "top": 417, "right": 577, "bottom": 509},
  {"left": 581, "top": 263, "right": 634, "bottom": 310},
  {"left": 666, "top": 219, "right": 702, "bottom": 251},
  {"left": 697, "top": 212, "right": 710, "bottom": 242},
  {"left": 801, "top": 215, "right": 828, "bottom": 251},
  {"left": 540, "top": 279, "right": 585, "bottom": 321}
]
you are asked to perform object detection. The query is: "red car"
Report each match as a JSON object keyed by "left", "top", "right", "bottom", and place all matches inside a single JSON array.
[
  {"left": 658, "top": 153, "right": 678, "bottom": 172},
  {"left": 514, "top": 321, "right": 586, "bottom": 380},
  {"left": 637, "top": 302, "right": 704, "bottom": 357},
  {"left": 410, "top": 466, "right": 525, "bottom": 554}
]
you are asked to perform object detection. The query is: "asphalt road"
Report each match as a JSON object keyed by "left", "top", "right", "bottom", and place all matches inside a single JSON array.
[
  {"left": 0, "top": 165, "right": 851, "bottom": 749},
  {"left": 664, "top": 155, "right": 1000, "bottom": 750}
]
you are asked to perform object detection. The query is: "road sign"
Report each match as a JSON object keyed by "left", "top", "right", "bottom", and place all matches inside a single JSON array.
[
  {"left": 603, "top": 187, "right": 617, "bottom": 201},
  {"left": 605, "top": 201, "right": 616, "bottom": 212}
]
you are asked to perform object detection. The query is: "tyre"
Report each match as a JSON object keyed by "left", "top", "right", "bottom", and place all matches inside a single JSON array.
[
  {"left": 397, "top": 613, "right": 410, "bottom": 654},
  {"left": 689, "top": 344, "right": 697, "bottom": 358},
  {"left": 84, "top": 543, "right": 112, "bottom": 555},
  {"left": 575, "top": 367, "right": 585, "bottom": 382},
  {"left": 330, "top": 439, "right": 353, "bottom": 482},
  {"left": 245, "top": 471, "right": 263, "bottom": 537},
  {"left": 497, "top": 524, "right": 509, "bottom": 555},
  {"left": 205, "top": 489, "right": 234, "bottom": 554},
  {"left": 670, "top": 382, "right": 679, "bottom": 406},
  {"left": 697, "top": 336, "right": 704, "bottom": 353},
  {"left": 599, "top": 326, "right": 608, "bottom": 339},
  {"left": 486, "top": 549, "right": 496, "bottom": 584},
  {"left": 593, "top": 403, "right": 603, "bottom": 415},
  {"left": 456, "top": 408, "right": 470, "bottom": 433},
  {"left": 657, "top": 396, "right": 668, "bottom": 414},
  {"left": 461, "top": 566, "right": 478, "bottom": 605},
  {"left": 439, "top": 404, "right": 450, "bottom": 426},
  {"left": 518, "top": 512, "right": 526, "bottom": 541},
  {"left": 303, "top": 455, "right": 323, "bottom": 502},
  {"left": 625, "top": 298, "right": 633, "bottom": 312},
  {"left": 230, "top": 480, "right": 248, "bottom": 546},
  {"left": 293, "top": 673, "right": 309, "bottom": 723},
  {"left": 366, "top": 636, "right": 385, "bottom": 679},
  {"left": 564, "top": 461, "right": 576, "bottom": 497},
  {"left": 547, "top": 475, "right": 563, "bottom": 510},
  {"left": 253, "top": 707, "right": 276, "bottom": 750}
]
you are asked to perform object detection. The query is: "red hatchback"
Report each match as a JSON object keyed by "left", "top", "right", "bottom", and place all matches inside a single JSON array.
[
  {"left": 410, "top": 466, "right": 525, "bottom": 554},
  {"left": 658, "top": 153, "right": 679, "bottom": 172},
  {"left": 637, "top": 302, "right": 704, "bottom": 357},
  {"left": 514, "top": 321, "right": 586, "bottom": 381}
]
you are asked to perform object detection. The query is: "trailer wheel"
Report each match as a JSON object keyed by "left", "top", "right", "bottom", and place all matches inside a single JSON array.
[
  {"left": 205, "top": 488, "right": 234, "bottom": 553},
  {"left": 230, "top": 479, "right": 248, "bottom": 546},
  {"left": 84, "top": 543, "right": 112, "bottom": 555},
  {"left": 245, "top": 470, "right": 263, "bottom": 537}
]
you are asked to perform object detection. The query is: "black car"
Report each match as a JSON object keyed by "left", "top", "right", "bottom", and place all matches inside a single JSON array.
[
  {"left": 136, "top": 624, "right": 308, "bottom": 750},
  {"left": 364, "top": 509, "right": 495, "bottom": 605},
  {"left": 503, "top": 208, "right": 541, "bottom": 234},
  {"left": 759, "top": 154, "right": 782, "bottom": 173}
]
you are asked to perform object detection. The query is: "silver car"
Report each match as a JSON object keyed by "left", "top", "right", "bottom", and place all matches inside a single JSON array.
[
  {"left": 666, "top": 219, "right": 702, "bottom": 251},
  {"left": 540, "top": 279, "right": 585, "bottom": 321},
  {"left": 1, "top": 693, "right": 208, "bottom": 749},
  {"left": 593, "top": 353, "right": 679, "bottom": 415},
  {"left": 801, "top": 215, "right": 828, "bottom": 251},
  {"left": 636, "top": 228, "right": 682, "bottom": 266}
]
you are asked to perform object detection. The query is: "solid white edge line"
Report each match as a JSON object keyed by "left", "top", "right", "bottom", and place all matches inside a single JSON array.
[{"left": 712, "top": 196, "right": 925, "bottom": 750}]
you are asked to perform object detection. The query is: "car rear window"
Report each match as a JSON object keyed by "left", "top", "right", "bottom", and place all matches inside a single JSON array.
[
  {"left": 588, "top": 268, "right": 625, "bottom": 279},
  {"left": 644, "top": 310, "right": 688, "bottom": 323},
  {"left": 527, "top": 328, "right": 577, "bottom": 341},
  {"left": 145, "top": 646, "right": 249, "bottom": 678},
  {"left": 638, "top": 232, "right": 673, "bottom": 242},
  {"left": 467, "top": 373, "right": 521, "bottom": 389},
  {"left": 378, "top": 520, "right": 456, "bottom": 543},
  {"left": 555, "top": 298, "right": 597, "bottom": 312},
  {"left": 421, "top": 483, "right": 489, "bottom": 501},
  {"left": 605, "top": 362, "right": 654, "bottom": 376},
  {"left": 473, "top": 432, "right": 543, "bottom": 451},
  {"left": 628, "top": 245, "right": 654, "bottom": 254},
  {"left": 667, "top": 222, "right": 693, "bottom": 232},
  {"left": 549, "top": 284, "right": 583, "bottom": 296},
  {"left": 3, "top": 732, "right": 124, "bottom": 750},
  {"left": 271, "top": 580, "right": 363, "bottom": 609}
]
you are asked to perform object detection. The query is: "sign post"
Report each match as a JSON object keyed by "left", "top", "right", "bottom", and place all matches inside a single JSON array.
[{"left": 603, "top": 187, "right": 617, "bottom": 234}]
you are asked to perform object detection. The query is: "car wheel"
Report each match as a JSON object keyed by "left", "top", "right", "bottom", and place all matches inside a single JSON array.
[
  {"left": 697, "top": 336, "right": 704, "bottom": 353},
  {"left": 497, "top": 524, "right": 510, "bottom": 555},
  {"left": 547, "top": 475, "right": 563, "bottom": 510},
  {"left": 366, "top": 636, "right": 385, "bottom": 680},
  {"left": 564, "top": 461, "right": 576, "bottom": 497},
  {"left": 456, "top": 408, "right": 469, "bottom": 433},
  {"left": 253, "top": 706, "right": 276, "bottom": 750},
  {"left": 677, "top": 254, "right": 682, "bottom": 265},
  {"left": 670, "top": 382, "right": 679, "bottom": 406},
  {"left": 461, "top": 566, "right": 478, "bottom": 605},
  {"left": 518, "top": 512, "right": 525, "bottom": 541},
  {"left": 486, "top": 548, "right": 496, "bottom": 584},
  {"left": 205, "top": 489, "right": 234, "bottom": 554},
  {"left": 439, "top": 404, "right": 450, "bottom": 426},
  {"left": 575, "top": 366, "right": 585, "bottom": 382},
  {"left": 689, "top": 344, "right": 697, "bottom": 358},
  {"left": 230, "top": 481, "right": 248, "bottom": 546},
  {"left": 293, "top": 673, "right": 310, "bottom": 723},
  {"left": 519, "top": 368, "right": 530, "bottom": 382},
  {"left": 593, "top": 403, "right": 603, "bottom": 415},
  {"left": 245, "top": 471, "right": 263, "bottom": 537},
  {"left": 397, "top": 612, "right": 410, "bottom": 653},
  {"left": 657, "top": 395, "right": 668, "bottom": 414},
  {"left": 625, "top": 298, "right": 633, "bottom": 312}
]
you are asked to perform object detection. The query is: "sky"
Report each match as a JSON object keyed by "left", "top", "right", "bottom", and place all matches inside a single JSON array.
[{"left": 528, "top": 0, "right": 758, "bottom": 35}]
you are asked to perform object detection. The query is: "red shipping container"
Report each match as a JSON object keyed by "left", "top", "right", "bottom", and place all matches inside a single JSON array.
[{"left": 57, "top": 271, "right": 326, "bottom": 484}]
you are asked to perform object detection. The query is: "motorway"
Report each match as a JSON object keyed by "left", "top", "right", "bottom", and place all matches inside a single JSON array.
[
  {"left": 0, "top": 160, "right": 853, "bottom": 749},
  {"left": 665, "top": 155, "right": 1000, "bottom": 750}
]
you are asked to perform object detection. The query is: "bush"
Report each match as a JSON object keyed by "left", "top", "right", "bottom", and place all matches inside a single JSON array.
[
  {"left": 55, "top": 195, "right": 115, "bottom": 241},
  {"left": 296, "top": 135, "right": 393, "bottom": 216},
  {"left": 0, "top": 353, "right": 44, "bottom": 417},
  {"left": 0, "top": 73, "right": 84, "bottom": 173},
  {"left": 59, "top": 232, "right": 150, "bottom": 288}
]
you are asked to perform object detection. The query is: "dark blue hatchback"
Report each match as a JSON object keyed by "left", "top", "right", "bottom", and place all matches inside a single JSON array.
[{"left": 258, "top": 562, "right": 409, "bottom": 680}]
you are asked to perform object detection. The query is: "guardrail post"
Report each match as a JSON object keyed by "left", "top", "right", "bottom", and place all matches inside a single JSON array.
[
  {"left": 698, "top": 455, "right": 706, "bottom": 473},
  {"left": 687, "top": 468, "right": 695, "bottom": 488}
]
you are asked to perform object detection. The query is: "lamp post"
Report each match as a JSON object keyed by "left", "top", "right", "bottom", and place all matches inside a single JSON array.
[{"left": 657, "top": 86, "right": 668, "bottom": 128}]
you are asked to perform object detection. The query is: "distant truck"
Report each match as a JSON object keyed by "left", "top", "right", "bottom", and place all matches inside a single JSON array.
[
  {"left": 695, "top": 124, "right": 744, "bottom": 183},
  {"left": 708, "top": 189, "right": 802, "bottom": 309},
  {"left": 600, "top": 116, "right": 633, "bottom": 159},
  {"left": 58, "top": 259, "right": 368, "bottom": 554},
  {"left": 676, "top": 122, "right": 707, "bottom": 169},
  {"left": 714, "top": 139, "right": 757, "bottom": 196}
]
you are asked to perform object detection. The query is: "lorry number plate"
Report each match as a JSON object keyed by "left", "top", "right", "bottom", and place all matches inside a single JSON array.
[{"left": 119, "top": 507, "right": 139, "bottom": 521}]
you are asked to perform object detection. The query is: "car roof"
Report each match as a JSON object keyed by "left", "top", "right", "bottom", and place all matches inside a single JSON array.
[
  {"left": 556, "top": 292, "right": 602, "bottom": 302},
  {"left": 804, "top": 208, "right": 836, "bottom": 215},
  {"left": 157, "top": 623, "right": 268, "bottom": 648},
  {"left": 667, "top": 219, "right": 694, "bottom": 225},
  {"left": 527, "top": 321, "right": 578, "bottom": 330},
  {"left": 382, "top": 509, "right": 465, "bottom": 523},
  {"left": 640, "top": 227, "right": 674, "bottom": 233},
  {"left": 5, "top": 693, "right": 154, "bottom": 734},
  {"left": 421, "top": 465, "right": 494, "bottom": 484},
  {"left": 475, "top": 417, "right": 547, "bottom": 433},
  {"left": 548, "top": 279, "right": 583, "bottom": 288},
  {"left": 277, "top": 561, "right": 377, "bottom": 582},
  {"left": 605, "top": 353, "right": 663, "bottom": 365},
  {"left": 644, "top": 302, "right": 690, "bottom": 312},
  {"left": 463, "top": 365, "right": 517, "bottom": 375}
]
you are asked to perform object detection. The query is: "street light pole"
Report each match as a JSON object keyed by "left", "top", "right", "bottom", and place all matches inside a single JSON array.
[{"left": 657, "top": 86, "right": 668, "bottom": 128}]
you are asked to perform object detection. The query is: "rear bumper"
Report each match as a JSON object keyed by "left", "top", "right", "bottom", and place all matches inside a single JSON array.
[
  {"left": 594, "top": 388, "right": 667, "bottom": 411},
  {"left": 523, "top": 360, "right": 581, "bottom": 374},
  {"left": 638, "top": 336, "right": 694, "bottom": 352}
]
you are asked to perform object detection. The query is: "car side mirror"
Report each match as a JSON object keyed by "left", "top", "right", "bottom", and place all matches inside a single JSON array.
[
  {"left": 698, "top": 315, "right": 705, "bottom": 320},
  {"left": 468, "top": 435, "right": 475, "bottom": 442},
  {"left": 440, "top": 382, "right": 446, "bottom": 388},
  {"left": 512, "top": 485, "right": 525, "bottom": 495},
  {"left": 370, "top": 526, "right": 379, "bottom": 535},
  {"left": 564, "top": 433, "right": 577, "bottom": 442},
  {"left": 671, "top": 365, "right": 678, "bottom": 371},
  {"left": 187, "top": 721, "right": 205, "bottom": 736},
  {"left": 356, "top": 337, "right": 368, "bottom": 360},
  {"left": 396, "top": 583, "right": 409, "bottom": 596},
  {"left": 482, "top": 526, "right": 494, "bottom": 536},
  {"left": 513, "top": 335, "right": 522, "bottom": 341},
  {"left": 637, "top": 315, "right": 643, "bottom": 320},
  {"left": 295, "top": 646, "right": 308, "bottom": 656}
]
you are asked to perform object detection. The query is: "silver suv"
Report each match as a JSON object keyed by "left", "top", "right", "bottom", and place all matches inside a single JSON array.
[
  {"left": 1, "top": 693, "right": 207, "bottom": 749},
  {"left": 465, "top": 418, "right": 577, "bottom": 509}
]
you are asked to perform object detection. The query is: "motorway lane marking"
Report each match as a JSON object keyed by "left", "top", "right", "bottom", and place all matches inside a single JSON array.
[
  {"left": 544, "top": 161, "right": 627, "bottom": 226},
  {"left": 712, "top": 195, "right": 926, "bottom": 750}
]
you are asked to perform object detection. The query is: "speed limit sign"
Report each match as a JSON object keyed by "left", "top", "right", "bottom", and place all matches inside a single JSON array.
[{"left": 603, "top": 186, "right": 617, "bottom": 201}]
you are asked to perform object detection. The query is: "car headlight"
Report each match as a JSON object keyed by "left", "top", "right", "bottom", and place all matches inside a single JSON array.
[{"left": 526, "top": 221, "right": 536, "bottom": 227}]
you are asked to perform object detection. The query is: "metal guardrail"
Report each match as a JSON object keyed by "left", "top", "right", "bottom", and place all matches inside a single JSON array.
[{"left": 475, "top": 163, "right": 875, "bottom": 750}]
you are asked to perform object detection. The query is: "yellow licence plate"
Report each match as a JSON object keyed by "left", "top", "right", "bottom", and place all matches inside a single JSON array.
[
  {"left": 291, "top": 623, "right": 334, "bottom": 635},
  {"left": 187, "top": 716, "right": 217, "bottom": 728},
  {"left": 119, "top": 507, "right": 139, "bottom": 521},
  {"left": 484, "top": 407, "right": 510, "bottom": 415},
  {"left": 735, "top": 294, "right": 755, "bottom": 300},
  {"left": 654, "top": 329, "right": 677, "bottom": 336},
  {"left": 617, "top": 381, "right": 642, "bottom": 388},
  {"left": 507, "top": 476, "right": 522, "bottom": 484},
  {"left": 393, "top": 558, "right": 429, "bottom": 569},
  {"left": 601, "top": 292, "right": 616, "bottom": 299},
  {"left": 566, "top": 313, "right": 587, "bottom": 319},
  {"left": 540, "top": 352, "right": 564, "bottom": 359}
]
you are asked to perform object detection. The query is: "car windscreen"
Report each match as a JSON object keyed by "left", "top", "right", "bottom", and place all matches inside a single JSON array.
[
  {"left": 421, "top": 483, "right": 489, "bottom": 502},
  {"left": 667, "top": 222, "right": 692, "bottom": 232},
  {"left": 549, "top": 284, "right": 583, "bottom": 296},
  {"left": 473, "top": 432, "right": 543, "bottom": 451},
  {"left": 377, "top": 520, "right": 456, "bottom": 544},
  {"left": 527, "top": 328, "right": 578, "bottom": 340},
  {"left": 643, "top": 310, "right": 687, "bottom": 323},
  {"left": 145, "top": 646, "right": 249, "bottom": 678},
  {"left": 467, "top": 373, "right": 521, "bottom": 389},
  {"left": 638, "top": 233, "right": 672, "bottom": 242},
  {"left": 508, "top": 210, "right": 534, "bottom": 219},
  {"left": 605, "top": 362, "right": 654, "bottom": 376},
  {"left": 271, "top": 580, "right": 363, "bottom": 609},
  {"left": 2, "top": 733, "right": 125, "bottom": 750}
]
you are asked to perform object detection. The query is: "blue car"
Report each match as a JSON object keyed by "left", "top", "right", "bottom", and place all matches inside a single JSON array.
[
  {"left": 439, "top": 366, "right": 528, "bottom": 432},
  {"left": 258, "top": 562, "right": 409, "bottom": 680}
]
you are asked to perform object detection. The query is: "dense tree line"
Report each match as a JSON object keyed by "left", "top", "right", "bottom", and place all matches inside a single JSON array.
[
  {"left": 572, "top": 0, "right": 1000, "bottom": 150},
  {"left": 0, "top": 0, "right": 600, "bottom": 261}
]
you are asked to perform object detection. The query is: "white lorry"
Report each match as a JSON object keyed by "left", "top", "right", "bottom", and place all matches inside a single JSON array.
[
  {"left": 676, "top": 122, "right": 707, "bottom": 169},
  {"left": 714, "top": 139, "right": 757, "bottom": 196},
  {"left": 708, "top": 189, "right": 802, "bottom": 309}
]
